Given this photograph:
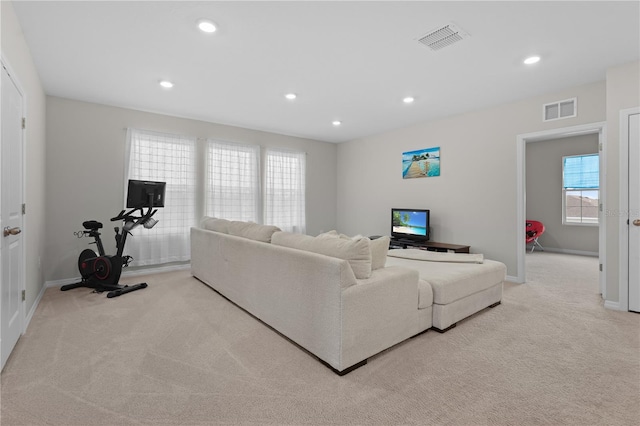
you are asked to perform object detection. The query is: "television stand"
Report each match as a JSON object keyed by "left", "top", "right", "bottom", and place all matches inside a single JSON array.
[{"left": 389, "top": 238, "right": 470, "bottom": 253}]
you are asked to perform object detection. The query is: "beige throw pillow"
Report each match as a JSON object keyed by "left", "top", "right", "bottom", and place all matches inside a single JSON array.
[
  {"left": 370, "top": 236, "right": 390, "bottom": 270},
  {"left": 272, "top": 231, "right": 372, "bottom": 279},
  {"left": 317, "top": 231, "right": 388, "bottom": 270}
]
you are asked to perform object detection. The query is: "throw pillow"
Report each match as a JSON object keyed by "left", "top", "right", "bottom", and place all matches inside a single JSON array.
[
  {"left": 370, "top": 236, "right": 390, "bottom": 270},
  {"left": 272, "top": 231, "right": 372, "bottom": 279}
]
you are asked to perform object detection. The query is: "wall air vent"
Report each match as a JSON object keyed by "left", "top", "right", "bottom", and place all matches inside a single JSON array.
[
  {"left": 543, "top": 98, "right": 577, "bottom": 122},
  {"left": 417, "top": 23, "right": 469, "bottom": 51}
]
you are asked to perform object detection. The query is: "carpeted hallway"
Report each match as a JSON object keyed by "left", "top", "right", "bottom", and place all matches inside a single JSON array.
[{"left": 1, "top": 252, "right": 638, "bottom": 425}]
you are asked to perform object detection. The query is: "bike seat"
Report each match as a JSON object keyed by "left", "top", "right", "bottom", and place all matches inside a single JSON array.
[{"left": 82, "top": 220, "right": 103, "bottom": 230}]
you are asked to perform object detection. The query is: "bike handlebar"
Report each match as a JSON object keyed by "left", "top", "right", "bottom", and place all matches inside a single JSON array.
[
  {"left": 111, "top": 210, "right": 127, "bottom": 221},
  {"left": 111, "top": 206, "right": 159, "bottom": 230}
]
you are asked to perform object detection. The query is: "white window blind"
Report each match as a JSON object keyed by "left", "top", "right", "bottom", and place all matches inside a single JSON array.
[
  {"left": 125, "top": 128, "right": 196, "bottom": 265},
  {"left": 563, "top": 154, "right": 599, "bottom": 189},
  {"left": 205, "top": 140, "right": 260, "bottom": 222},
  {"left": 562, "top": 153, "right": 599, "bottom": 225},
  {"left": 264, "top": 149, "right": 306, "bottom": 233}
]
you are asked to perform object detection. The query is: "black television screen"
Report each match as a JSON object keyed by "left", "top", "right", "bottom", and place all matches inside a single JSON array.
[
  {"left": 391, "top": 208, "right": 430, "bottom": 242},
  {"left": 126, "top": 180, "right": 166, "bottom": 208}
]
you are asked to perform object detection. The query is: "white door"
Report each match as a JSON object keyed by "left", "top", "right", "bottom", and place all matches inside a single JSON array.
[
  {"left": 1, "top": 63, "right": 25, "bottom": 370},
  {"left": 628, "top": 112, "right": 640, "bottom": 313}
]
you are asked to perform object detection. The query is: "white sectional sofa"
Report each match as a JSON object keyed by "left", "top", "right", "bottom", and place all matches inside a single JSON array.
[
  {"left": 191, "top": 219, "right": 432, "bottom": 375},
  {"left": 190, "top": 218, "right": 506, "bottom": 375}
]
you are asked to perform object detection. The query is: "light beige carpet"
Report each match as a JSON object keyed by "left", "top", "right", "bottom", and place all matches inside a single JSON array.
[{"left": 1, "top": 252, "right": 638, "bottom": 425}]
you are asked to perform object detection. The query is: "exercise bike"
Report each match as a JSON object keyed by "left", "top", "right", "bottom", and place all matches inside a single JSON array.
[{"left": 61, "top": 202, "right": 160, "bottom": 298}]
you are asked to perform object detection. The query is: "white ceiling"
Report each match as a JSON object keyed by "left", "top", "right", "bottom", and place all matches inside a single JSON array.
[{"left": 11, "top": 1, "right": 640, "bottom": 143}]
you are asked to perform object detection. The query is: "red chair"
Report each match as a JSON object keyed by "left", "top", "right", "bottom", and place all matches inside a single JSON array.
[{"left": 526, "top": 220, "right": 545, "bottom": 253}]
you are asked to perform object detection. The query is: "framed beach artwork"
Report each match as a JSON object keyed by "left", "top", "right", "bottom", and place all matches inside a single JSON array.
[{"left": 402, "top": 146, "right": 440, "bottom": 179}]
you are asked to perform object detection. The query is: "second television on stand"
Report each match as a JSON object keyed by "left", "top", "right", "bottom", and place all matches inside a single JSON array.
[{"left": 391, "top": 208, "right": 430, "bottom": 245}]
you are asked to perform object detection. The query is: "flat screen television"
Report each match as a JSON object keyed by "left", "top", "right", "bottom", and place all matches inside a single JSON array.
[
  {"left": 126, "top": 180, "right": 166, "bottom": 208},
  {"left": 391, "top": 208, "right": 430, "bottom": 242}
]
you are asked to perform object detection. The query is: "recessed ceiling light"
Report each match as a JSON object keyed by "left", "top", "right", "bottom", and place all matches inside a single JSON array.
[
  {"left": 403, "top": 96, "right": 415, "bottom": 104},
  {"left": 159, "top": 80, "right": 174, "bottom": 89},
  {"left": 332, "top": 120, "right": 342, "bottom": 126},
  {"left": 197, "top": 19, "right": 217, "bottom": 33},
  {"left": 524, "top": 55, "right": 541, "bottom": 65},
  {"left": 285, "top": 93, "right": 297, "bottom": 100}
]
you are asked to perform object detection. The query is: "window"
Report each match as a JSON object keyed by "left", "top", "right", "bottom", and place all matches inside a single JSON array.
[
  {"left": 265, "top": 149, "right": 306, "bottom": 233},
  {"left": 205, "top": 140, "right": 260, "bottom": 222},
  {"left": 562, "top": 154, "right": 599, "bottom": 225},
  {"left": 126, "top": 130, "right": 306, "bottom": 266},
  {"left": 126, "top": 129, "right": 197, "bottom": 265}
]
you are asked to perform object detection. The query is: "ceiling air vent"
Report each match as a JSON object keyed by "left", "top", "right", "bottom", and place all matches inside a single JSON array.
[
  {"left": 417, "top": 23, "right": 469, "bottom": 51},
  {"left": 543, "top": 98, "right": 577, "bottom": 122}
]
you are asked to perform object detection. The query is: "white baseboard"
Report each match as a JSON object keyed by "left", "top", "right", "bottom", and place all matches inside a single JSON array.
[
  {"left": 532, "top": 247, "right": 598, "bottom": 257},
  {"left": 24, "top": 282, "right": 47, "bottom": 332},
  {"left": 45, "top": 262, "right": 191, "bottom": 288},
  {"left": 604, "top": 300, "right": 623, "bottom": 311},
  {"left": 505, "top": 275, "right": 520, "bottom": 283}
]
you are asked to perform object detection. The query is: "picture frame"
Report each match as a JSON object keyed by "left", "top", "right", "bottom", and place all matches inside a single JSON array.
[{"left": 402, "top": 147, "right": 440, "bottom": 179}]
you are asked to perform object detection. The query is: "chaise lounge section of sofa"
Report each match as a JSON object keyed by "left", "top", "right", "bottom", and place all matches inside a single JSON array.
[{"left": 385, "top": 249, "right": 505, "bottom": 332}]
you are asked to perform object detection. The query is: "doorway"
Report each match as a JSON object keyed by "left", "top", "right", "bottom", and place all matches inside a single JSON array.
[
  {"left": 1, "top": 61, "right": 26, "bottom": 370},
  {"left": 516, "top": 122, "right": 606, "bottom": 293},
  {"left": 526, "top": 134, "right": 600, "bottom": 256}
]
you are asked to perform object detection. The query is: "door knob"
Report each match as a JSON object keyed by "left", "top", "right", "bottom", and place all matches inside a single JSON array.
[
  {"left": 3, "top": 227, "right": 21, "bottom": 237},
  {"left": 634, "top": 219, "right": 640, "bottom": 226}
]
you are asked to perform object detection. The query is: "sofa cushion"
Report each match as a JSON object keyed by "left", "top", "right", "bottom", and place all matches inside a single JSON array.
[
  {"left": 272, "top": 231, "right": 315, "bottom": 246},
  {"left": 384, "top": 255, "right": 506, "bottom": 305},
  {"left": 370, "top": 236, "right": 390, "bottom": 270},
  {"left": 320, "top": 232, "right": 388, "bottom": 271},
  {"left": 228, "top": 221, "right": 281, "bottom": 243},
  {"left": 200, "top": 216, "right": 231, "bottom": 233},
  {"left": 272, "top": 231, "right": 372, "bottom": 279},
  {"left": 425, "top": 260, "right": 505, "bottom": 305}
]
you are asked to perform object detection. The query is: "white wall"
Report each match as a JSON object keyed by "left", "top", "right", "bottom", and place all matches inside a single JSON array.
[
  {"left": 45, "top": 97, "right": 337, "bottom": 282},
  {"left": 337, "top": 81, "right": 607, "bottom": 278},
  {"left": 1, "top": 1, "right": 47, "bottom": 313},
  {"left": 605, "top": 61, "right": 640, "bottom": 305},
  {"left": 526, "top": 134, "right": 599, "bottom": 254}
]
